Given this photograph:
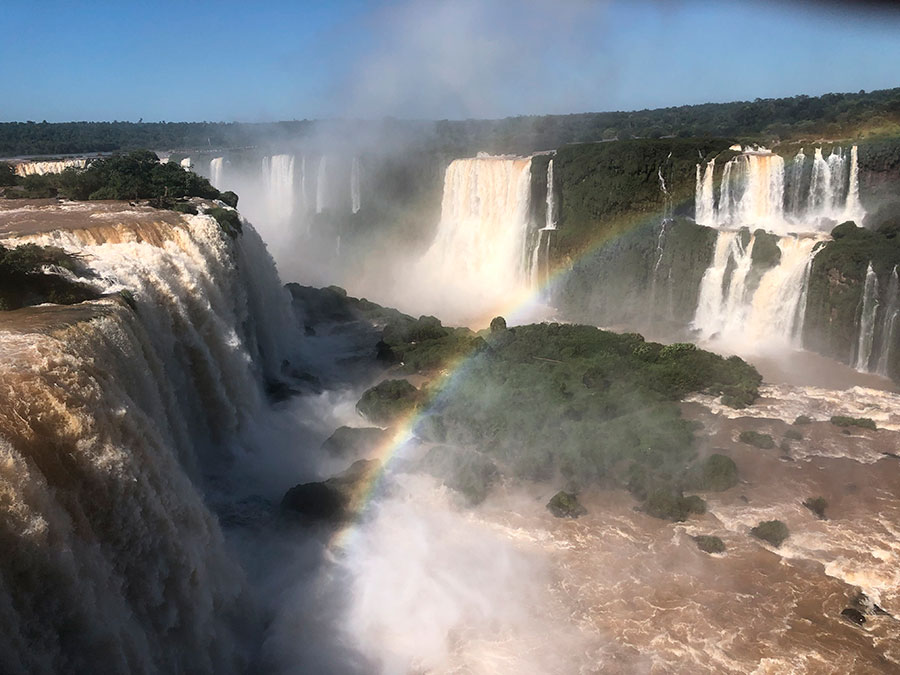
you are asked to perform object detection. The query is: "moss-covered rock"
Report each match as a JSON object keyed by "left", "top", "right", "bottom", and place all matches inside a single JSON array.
[
  {"left": 643, "top": 488, "right": 706, "bottom": 522},
  {"left": 546, "top": 491, "right": 587, "bottom": 518},
  {"left": 783, "top": 428, "right": 804, "bottom": 441},
  {"left": 750, "top": 519, "right": 789, "bottom": 547},
  {"left": 356, "top": 379, "right": 421, "bottom": 426},
  {"left": 793, "top": 415, "right": 813, "bottom": 425},
  {"left": 738, "top": 430, "right": 775, "bottom": 449},
  {"left": 693, "top": 535, "right": 726, "bottom": 554},
  {"left": 802, "top": 496, "right": 828, "bottom": 519},
  {"left": 206, "top": 206, "right": 242, "bottom": 238},
  {"left": 281, "top": 459, "right": 381, "bottom": 522}
]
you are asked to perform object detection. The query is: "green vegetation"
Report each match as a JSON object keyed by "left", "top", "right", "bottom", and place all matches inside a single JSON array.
[
  {"left": 4, "top": 87, "right": 900, "bottom": 157},
  {"left": 372, "top": 318, "right": 759, "bottom": 509},
  {"left": 793, "top": 415, "right": 813, "bottom": 425},
  {"left": 738, "top": 430, "right": 775, "bottom": 449},
  {"left": 0, "top": 162, "right": 15, "bottom": 187},
  {"left": 802, "top": 496, "right": 828, "bottom": 520},
  {"left": 683, "top": 453, "right": 739, "bottom": 492},
  {"left": 356, "top": 379, "right": 421, "bottom": 426},
  {"left": 783, "top": 429, "right": 804, "bottom": 441},
  {"left": 750, "top": 520, "right": 790, "bottom": 547},
  {"left": 693, "top": 535, "right": 726, "bottom": 554},
  {"left": 643, "top": 489, "right": 706, "bottom": 522},
  {"left": 804, "top": 221, "right": 900, "bottom": 378},
  {"left": 419, "top": 446, "right": 499, "bottom": 505},
  {"left": 0, "top": 243, "right": 99, "bottom": 310},
  {"left": 546, "top": 491, "right": 587, "bottom": 518},
  {"left": 830, "top": 415, "right": 877, "bottom": 430},
  {"left": 206, "top": 207, "right": 242, "bottom": 238}
]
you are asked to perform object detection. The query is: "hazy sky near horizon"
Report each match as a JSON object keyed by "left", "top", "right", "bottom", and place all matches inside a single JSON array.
[{"left": 3, "top": 0, "right": 900, "bottom": 123}]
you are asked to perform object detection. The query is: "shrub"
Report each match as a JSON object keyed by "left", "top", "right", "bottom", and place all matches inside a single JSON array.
[
  {"left": 546, "top": 491, "right": 587, "bottom": 518},
  {"left": 683, "top": 453, "right": 739, "bottom": 491},
  {"left": 644, "top": 489, "right": 705, "bottom": 522},
  {"left": 830, "top": 416, "right": 877, "bottom": 430},
  {"left": 793, "top": 415, "right": 813, "bottom": 425},
  {"left": 784, "top": 429, "right": 804, "bottom": 441},
  {"left": 356, "top": 379, "right": 421, "bottom": 426},
  {"left": 739, "top": 430, "right": 775, "bottom": 449},
  {"left": 750, "top": 520, "right": 790, "bottom": 547},
  {"left": 693, "top": 535, "right": 726, "bottom": 554}
]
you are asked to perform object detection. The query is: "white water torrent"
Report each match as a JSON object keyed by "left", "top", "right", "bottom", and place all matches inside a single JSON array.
[
  {"left": 855, "top": 262, "right": 880, "bottom": 371},
  {"left": 0, "top": 207, "right": 298, "bottom": 673},
  {"left": 876, "top": 266, "right": 900, "bottom": 376},
  {"left": 263, "top": 154, "right": 295, "bottom": 225},
  {"left": 351, "top": 157, "right": 361, "bottom": 214},
  {"left": 209, "top": 157, "right": 225, "bottom": 189},
  {"left": 692, "top": 231, "right": 821, "bottom": 347},
  {"left": 545, "top": 159, "right": 556, "bottom": 231},
  {"left": 14, "top": 158, "right": 88, "bottom": 176},
  {"left": 695, "top": 145, "right": 861, "bottom": 234},
  {"left": 413, "top": 155, "right": 533, "bottom": 323}
]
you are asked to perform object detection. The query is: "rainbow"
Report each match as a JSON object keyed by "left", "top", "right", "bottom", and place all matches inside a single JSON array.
[{"left": 327, "top": 202, "right": 685, "bottom": 551}]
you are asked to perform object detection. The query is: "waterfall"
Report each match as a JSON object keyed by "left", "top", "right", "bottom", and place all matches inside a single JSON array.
[
  {"left": 0, "top": 209, "right": 297, "bottom": 673},
  {"left": 695, "top": 159, "right": 716, "bottom": 225},
  {"left": 263, "top": 154, "right": 295, "bottom": 224},
  {"left": 844, "top": 145, "right": 863, "bottom": 222},
  {"left": 180, "top": 157, "right": 192, "bottom": 169},
  {"left": 692, "top": 231, "right": 820, "bottom": 346},
  {"left": 876, "top": 266, "right": 899, "bottom": 377},
  {"left": 545, "top": 159, "right": 556, "bottom": 230},
  {"left": 855, "top": 262, "right": 879, "bottom": 371},
  {"left": 316, "top": 156, "right": 328, "bottom": 214},
  {"left": 209, "top": 157, "right": 224, "bottom": 189},
  {"left": 351, "top": 157, "right": 361, "bottom": 215},
  {"left": 14, "top": 158, "right": 88, "bottom": 177},
  {"left": 414, "top": 155, "right": 533, "bottom": 321},
  {"left": 299, "top": 155, "right": 310, "bottom": 217},
  {"left": 695, "top": 145, "right": 863, "bottom": 234}
]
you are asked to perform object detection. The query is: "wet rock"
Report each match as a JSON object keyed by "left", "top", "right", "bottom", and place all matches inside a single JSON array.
[
  {"left": 840, "top": 607, "right": 866, "bottom": 626},
  {"left": 547, "top": 491, "right": 587, "bottom": 518},
  {"left": 693, "top": 535, "right": 726, "bottom": 554},
  {"left": 281, "top": 459, "right": 381, "bottom": 522},
  {"left": 802, "top": 496, "right": 828, "bottom": 520},
  {"left": 419, "top": 445, "right": 499, "bottom": 505},
  {"left": 851, "top": 591, "right": 892, "bottom": 617}
]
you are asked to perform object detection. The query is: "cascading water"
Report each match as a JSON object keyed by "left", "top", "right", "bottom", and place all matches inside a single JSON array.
[
  {"left": 413, "top": 155, "right": 533, "bottom": 322},
  {"left": 695, "top": 145, "right": 861, "bottom": 234},
  {"left": 263, "top": 155, "right": 295, "bottom": 225},
  {"left": 14, "top": 158, "right": 88, "bottom": 176},
  {"left": 0, "top": 207, "right": 298, "bottom": 673},
  {"left": 876, "top": 266, "right": 899, "bottom": 377},
  {"left": 210, "top": 157, "right": 225, "bottom": 189},
  {"left": 529, "top": 158, "right": 557, "bottom": 291},
  {"left": 692, "top": 231, "right": 821, "bottom": 347},
  {"left": 855, "top": 263, "right": 879, "bottom": 371}
]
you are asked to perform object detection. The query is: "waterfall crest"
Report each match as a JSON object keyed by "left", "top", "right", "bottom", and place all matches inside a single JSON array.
[
  {"left": 0, "top": 208, "right": 297, "bottom": 673},
  {"left": 413, "top": 155, "right": 534, "bottom": 323}
]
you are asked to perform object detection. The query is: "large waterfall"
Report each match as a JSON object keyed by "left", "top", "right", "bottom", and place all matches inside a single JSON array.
[
  {"left": 691, "top": 145, "right": 867, "bottom": 356},
  {"left": 263, "top": 154, "right": 296, "bottom": 225},
  {"left": 0, "top": 206, "right": 297, "bottom": 673},
  {"left": 14, "top": 158, "right": 88, "bottom": 177},
  {"left": 413, "top": 155, "right": 535, "bottom": 323},
  {"left": 695, "top": 146, "right": 863, "bottom": 234}
]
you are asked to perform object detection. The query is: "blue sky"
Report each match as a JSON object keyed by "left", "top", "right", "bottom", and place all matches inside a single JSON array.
[{"left": 3, "top": 0, "right": 900, "bottom": 122}]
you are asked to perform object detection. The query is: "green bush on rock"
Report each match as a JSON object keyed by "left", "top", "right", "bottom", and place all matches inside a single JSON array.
[
  {"left": 683, "top": 453, "right": 739, "bottom": 492},
  {"left": 750, "top": 520, "right": 790, "bottom": 547},
  {"left": 739, "top": 430, "right": 775, "bottom": 449},
  {"left": 802, "top": 496, "right": 828, "bottom": 520},
  {"left": 693, "top": 535, "right": 726, "bottom": 554},
  {"left": 546, "top": 491, "right": 587, "bottom": 518},
  {"left": 356, "top": 379, "right": 421, "bottom": 426},
  {"left": 830, "top": 416, "right": 877, "bottom": 430}
]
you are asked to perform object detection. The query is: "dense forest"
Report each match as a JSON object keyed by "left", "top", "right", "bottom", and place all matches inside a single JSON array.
[{"left": 2, "top": 87, "right": 900, "bottom": 157}]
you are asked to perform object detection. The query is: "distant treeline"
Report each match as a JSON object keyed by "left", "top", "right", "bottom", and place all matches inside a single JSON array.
[{"left": 3, "top": 87, "right": 900, "bottom": 157}]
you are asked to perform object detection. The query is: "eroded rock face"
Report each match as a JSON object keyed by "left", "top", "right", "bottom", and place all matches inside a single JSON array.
[
  {"left": 281, "top": 459, "right": 382, "bottom": 522},
  {"left": 547, "top": 491, "right": 587, "bottom": 519}
]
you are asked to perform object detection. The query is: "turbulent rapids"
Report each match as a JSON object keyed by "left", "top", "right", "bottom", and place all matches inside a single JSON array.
[{"left": 0, "top": 202, "right": 296, "bottom": 673}]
